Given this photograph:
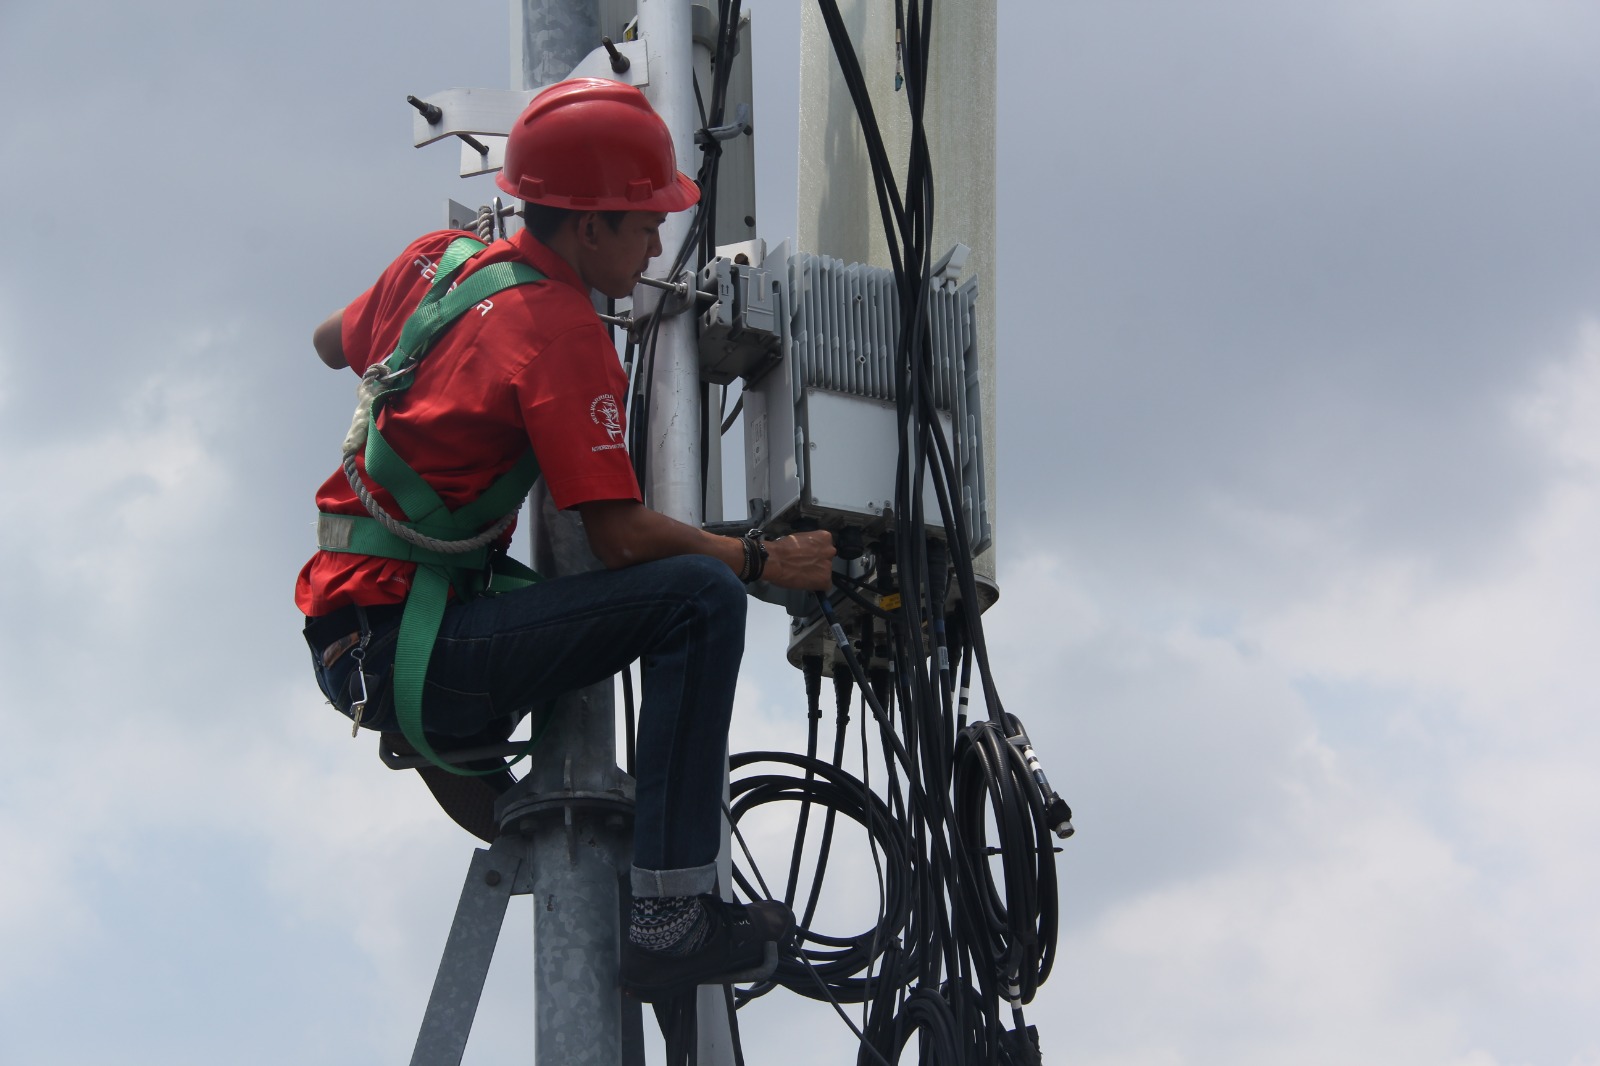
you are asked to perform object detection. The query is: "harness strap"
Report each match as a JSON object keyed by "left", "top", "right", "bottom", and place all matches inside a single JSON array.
[
  {"left": 323, "top": 236, "right": 553, "bottom": 776},
  {"left": 363, "top": 260, "right": 546, "bottom": 532}
]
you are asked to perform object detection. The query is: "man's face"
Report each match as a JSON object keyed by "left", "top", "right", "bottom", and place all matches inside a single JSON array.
[{"left": 582, "top": 211, "right": 666, "bottom": 299}]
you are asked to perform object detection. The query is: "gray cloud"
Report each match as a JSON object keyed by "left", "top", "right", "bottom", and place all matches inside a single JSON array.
[
  {"left": 999, "top": 2, "right": 1600, "bottom": 598},
  {"left": 2, "top": 2, "right": 1599, "bottom": 1064}
]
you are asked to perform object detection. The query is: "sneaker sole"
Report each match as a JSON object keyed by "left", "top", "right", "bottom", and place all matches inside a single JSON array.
[{"left": 621, "top": 942, "right": 778, "bottom": 1001}]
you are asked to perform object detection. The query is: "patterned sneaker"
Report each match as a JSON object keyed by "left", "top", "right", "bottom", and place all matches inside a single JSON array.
[{"left": 621, "top": 896, "right": 794, "bottom": 1001}]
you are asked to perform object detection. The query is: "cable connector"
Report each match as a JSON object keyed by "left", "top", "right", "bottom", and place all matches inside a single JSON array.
[
  {"left": 1007, "top": 1024, "right": 1042, "bottom": 1066},
  {"left": 1007, "top": 717, "right": 1075, "bottom": 839},
  {"left": 803, "top": 654, "right": 824, "bottom": 722},
  {"left": 1045, "top": 794, "right": 1075, "bottom": 840},
  {"left": 832, "top": 666, "right": 854, "bottom": 727}
]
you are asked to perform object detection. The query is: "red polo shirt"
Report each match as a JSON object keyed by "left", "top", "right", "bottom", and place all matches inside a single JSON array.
[{"left": 295, "top": 228, "right": 642, "bottom": 616}]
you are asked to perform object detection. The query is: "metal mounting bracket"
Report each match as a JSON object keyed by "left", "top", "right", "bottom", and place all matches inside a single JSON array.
[{"left": 930, "top": 242, "right": 971, "bottom": 290}]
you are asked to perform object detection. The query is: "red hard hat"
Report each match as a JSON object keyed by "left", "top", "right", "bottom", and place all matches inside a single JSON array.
[{"left": 496, "top": 78, "right": 700, "bottom": 213}]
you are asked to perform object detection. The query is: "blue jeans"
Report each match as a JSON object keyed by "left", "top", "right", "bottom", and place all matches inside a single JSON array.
[{"left": 306, "top": 554, "right": 747, "bottom": 897}]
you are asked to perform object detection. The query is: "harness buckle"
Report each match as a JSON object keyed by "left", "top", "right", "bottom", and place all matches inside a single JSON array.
[{"left": 375, "top": 358, "right": 417, "bottom": 386}]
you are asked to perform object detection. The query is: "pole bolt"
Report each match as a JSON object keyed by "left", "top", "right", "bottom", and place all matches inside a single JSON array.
[
  {"left": 602, "top": 36, "right": 631, "bottom": 74},
  {"left": 485, "top": 869, "right": 502, "bottom": 887},
  {"left": 406, "top": 95, "right": 443, "bottom": 124}
]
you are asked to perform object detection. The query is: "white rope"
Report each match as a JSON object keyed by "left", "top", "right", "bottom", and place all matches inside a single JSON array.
[
  {"left": 340, "top": 451, "right": 518, "bottom": 555},
  {"left": 339, "top": 369, "right": 519, "bottom": 556}
]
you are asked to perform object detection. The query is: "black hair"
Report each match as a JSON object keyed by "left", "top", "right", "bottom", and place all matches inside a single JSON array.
[{"left": 521, "top": 203, "right": 628, "bottom": 242}]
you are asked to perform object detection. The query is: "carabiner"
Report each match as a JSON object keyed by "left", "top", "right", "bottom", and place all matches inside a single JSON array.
[
  {"left": 375, "top": 358, "right": 417, "bottom": 385},
  {"left": 347, "top": 645, "right": 371, "bottom": 737}
]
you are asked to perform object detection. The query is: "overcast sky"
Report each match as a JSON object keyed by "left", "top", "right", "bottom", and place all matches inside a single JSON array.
[{"left": 3, "top": 1, "right": 1599, "bottom": 1064}]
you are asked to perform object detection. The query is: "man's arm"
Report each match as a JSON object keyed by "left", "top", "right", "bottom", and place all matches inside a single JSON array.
[
  {"left": 576, "top": 498, "right": 836, "bottom": 591},
  {"left": 313, "top": 308, "right": 347, "bottom": 369}
]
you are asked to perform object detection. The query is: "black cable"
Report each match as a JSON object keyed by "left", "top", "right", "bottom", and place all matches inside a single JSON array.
[
  {"left": 728, "top": 749, "right": 914, "bottom": 1005},
  {"left": 719, "top": 387, "right": 743, "bottom": 435},
  {"left": 785, "top": 656, "right": 825, "bottom": 909},
  {"left": 829, "top": 572, "right": 898, "bottom": 622},
  {"left": 717, "top": 4, "right": 1066, "bottom": 1061}
]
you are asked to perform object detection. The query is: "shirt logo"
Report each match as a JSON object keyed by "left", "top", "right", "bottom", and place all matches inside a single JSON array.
[{"left": 590, "top": 394, "right": 624, "bottom": 447}]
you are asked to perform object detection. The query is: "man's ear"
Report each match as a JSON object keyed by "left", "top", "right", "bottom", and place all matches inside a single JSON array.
[{"left": 576, "top": 211, "right": 601, "bottom": 249}]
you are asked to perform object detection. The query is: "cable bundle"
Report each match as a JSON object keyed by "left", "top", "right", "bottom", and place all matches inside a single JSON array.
[
  {"left": 719, "top": 4, "right": 1071, "bottom": 1063},
  {"left": 615, "top": 4, "right": 1071, "bottom": 1062}
]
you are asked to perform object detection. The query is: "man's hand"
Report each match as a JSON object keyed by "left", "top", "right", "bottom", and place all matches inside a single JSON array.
[
  {"left": 577, "top": 498, "right": 837, "bottom": 590},
  {"left": 760, "top": 531, "right": 837, "bottom": 592}
]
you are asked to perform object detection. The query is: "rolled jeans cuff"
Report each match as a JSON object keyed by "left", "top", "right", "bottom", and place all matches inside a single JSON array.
[{"left": 631, "top": 862, "right": 718, "bottom": 899}]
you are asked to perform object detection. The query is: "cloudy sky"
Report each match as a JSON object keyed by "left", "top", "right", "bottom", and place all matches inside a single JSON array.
[{"left": 3, "top": 1, "right": 1599, "bottom": 1064}]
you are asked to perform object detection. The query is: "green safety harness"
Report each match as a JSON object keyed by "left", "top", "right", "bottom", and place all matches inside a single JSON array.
[{"left": 317, "top": 236, "right": 549, "bottom": 776}]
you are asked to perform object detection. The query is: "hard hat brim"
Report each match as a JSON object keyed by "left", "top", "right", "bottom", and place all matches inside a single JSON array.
[{"left": 496, "top": 169, "right": 701, "bottom": 214}]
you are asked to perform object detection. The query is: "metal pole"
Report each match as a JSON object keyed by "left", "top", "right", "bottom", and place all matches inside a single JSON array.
[
  {"left": 513, "top": 5, "right": 635, "bottom": 1065},
  {"left": 518, "top": 0, "right": 601, "bottom": 87},
  {"left": 635, "top": 0, "right": 704, "bottom": 526},
  {"left": 631, "top": 3, "right": 742, "bottom": 1061}
]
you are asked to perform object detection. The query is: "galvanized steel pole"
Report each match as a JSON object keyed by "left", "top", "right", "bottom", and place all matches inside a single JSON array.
[
  {"left": 634, "top": 0, "right": 704, "bottom": 526},
  {"left": 631, "top": 2, "right": 741, "bottom": 1061},
  {"left": 513, "top": 3, "right": 738, "bottom": 1061},
  {"left": 514, "top": 5, "right": 636, "bottom": 1066}
]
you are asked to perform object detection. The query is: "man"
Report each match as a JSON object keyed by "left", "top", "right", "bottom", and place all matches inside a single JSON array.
[{"left": 296, "top": 78, "right": 835, "bottom": 998}]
